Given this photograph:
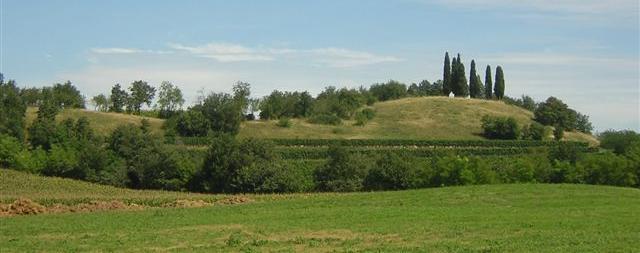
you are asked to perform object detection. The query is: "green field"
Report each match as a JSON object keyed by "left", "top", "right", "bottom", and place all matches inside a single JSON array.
[
  {"left": 26, "top": 97, "right": 598, "bottom": 145},
  {"left": 1, "top": 170, "right": 639, "bottom": 252}
]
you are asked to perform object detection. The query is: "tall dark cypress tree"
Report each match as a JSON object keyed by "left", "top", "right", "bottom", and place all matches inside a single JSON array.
[
  {"left": 469, "top": 60, "right": 480, "bottom": 98},
  {"left": 494, "top": 66, "right": 505, "bottom": 99},
  {"left": 443, "top": 52, "right": 451, "bottom": 96},
  {"left": 452, "top": 54, "right": 468, "bottom": 97},
  {"left": 485, "top": 65, "right": 493, "bottom": 99}
]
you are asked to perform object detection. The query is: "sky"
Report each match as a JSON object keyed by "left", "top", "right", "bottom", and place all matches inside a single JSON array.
[{"left": 1, "top": 0, "right": 639, "bottom": 132}]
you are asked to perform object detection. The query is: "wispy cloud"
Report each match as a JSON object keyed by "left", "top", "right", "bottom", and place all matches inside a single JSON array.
[
  {"left": 482, "top": 53, "right": 638, "bottom": 68},
  {"left": 168, "top": 43, "right": 274, "bottom": 62},
  {"left": 309, "top": 48, "right": 403, "bottom": 68},
  {"left": 90, "top": 47, "right": 173, "bottom": 55},
  {"left": 165, "top": 42, "right": 402, "bottom": 67}
]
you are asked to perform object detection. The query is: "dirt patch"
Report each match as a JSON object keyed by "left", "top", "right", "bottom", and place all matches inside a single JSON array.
[
  {"left": 0, "top": 199, "right": 142, "bottom": 217},
  {"left": 216, "top": 196, "right": 253, "bottom": 205},
  {"left": 0, "top": 198, "right": 46, "bottom": 216},
  {"left": 164, "top": 199, "right": 213, "bottom": 208}
]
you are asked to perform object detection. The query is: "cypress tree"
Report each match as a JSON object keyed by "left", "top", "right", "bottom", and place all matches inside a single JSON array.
[
  {"left": 452, "top": 54, "right": 468, "bottom": 97},
  {"left": 443, "top": 52, "right": 451, "bottom": 96},
  {"left": 494, "top": 66, "right": 505, "bottom": 99},
  {"left": 485, "top": 66, "right": 493, "bottom": 99},
  {"left": 469, "top": 60, "right": 480, "bottom": 98}
]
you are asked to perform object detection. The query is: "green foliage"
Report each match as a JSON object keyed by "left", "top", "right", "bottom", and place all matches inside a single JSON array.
[
  {"left": 430, "top": 155, "right": 477, "bottom": 186},
  {"left": 52, "top": 81, "right": 85, "bottom": 108},
  {"left": 450, "top": 54, "right": 469, "bottom": 97},
  {"left": 443, "top": 52, "right": 451, "bottom": 96},
  {"left": 369, "top": 80, "right": 408, "bottom": 101},
  {"left": 200, "top": 92, "right": 244, "bottom": 135},
  {"left": 553, "top": 125, "right": 565, "bottom": 141},
  {"left": 575, "top": 112, "right": 593, "bottom": 134},
  {"left": 91, "top": 94, "right": 109, "bottom": 112},
  {"left": 258, "top": 90, "right": 314, "bottom": 119},
  {"left": 469, "top": 60, "right": 484, "bottom": 98},
  {"left": 109, "top": 84, "right": 128, "bottom": 113},
  {"left": 312, "top": 86, "right": 365, "bottom": 119},
  {"left": 484, "top": 65, "right": 493, "bottom": 99},
  {"left": 576, "top": 152, "right": 637, "bottom": 187},
  {"left": 503, "top": 95, "right": 536, "bottom": 111},
  {"left": 276, "top": 117, "right": 292, "bottom": 128},
  {"left": 314, "top": 145, "right": 371, "bottom": 192},
  {"left": 354, "top": 108, "right": 376, "bottom": 126},
  {"left": 364, "top": 152, "right": 425, "bottom": 190},
  {"left": 172, "top": 110, "right": 210, "bottom": 137},
  {"left": 599, "top": 130, "right": 640, "bottom": 155},
  {"left": 232, "top": 81, "right": 251, "bottom": 117},
  {"left": 191, "top": 135, "right": 289, "bottom": 193},
  {"left": 127, "top": 80, "right": 156, "bottom": 114},
  {"left": 494, "top": 66, "right": 505, "bottom": 99},
  {"left": 407, "top": 80, "right": 442, "bottom": 97},
  {"left": 308, "top": 113, "right": 342, "bottom": 125},
  {"left": 0, "top": 77, "right": 26, "bottom": 140},
  {"left": 534, "top": 96, "right": 577, "bottom": 130},
  {"left": 0, "top": 134, "right": 22, "bottom": 168},
  {"left": 156, "top": 81, "right": 185, "bottom": 118},
  {"left": 521, "top": 122, "right": 548, "bottom": 140},
  {"left": 481, "top": 115, "right": 520, "bottom": 140}
]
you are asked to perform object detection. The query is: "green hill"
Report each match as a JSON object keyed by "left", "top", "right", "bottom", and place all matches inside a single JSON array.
[
  {"left": 0, "top": 169, "right": 215, "bottom": 206},
  {"left": 26, "top": 97, "right": 598, "bottom": 144},
  {"left": 1, "top": 172, "right": 638, "bottom": 252}
]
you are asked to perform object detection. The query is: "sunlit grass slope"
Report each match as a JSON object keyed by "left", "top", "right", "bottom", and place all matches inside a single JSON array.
[
  {"left": 240, "top": 97, "right": 598, "bottom": 144},
  {"left": 25, "top": 97, "right": 598, "bottom": 144},
  {"left": 1, "top": 183, "right": 638, "bottom": 252},
  {"left": 0, "top": 169, "right": 212, "bottom": 205}
]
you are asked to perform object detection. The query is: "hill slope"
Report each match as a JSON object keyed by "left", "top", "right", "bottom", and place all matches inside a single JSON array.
[
  {"left": 26, "top": 97, "right": 597, "bottom": 144},
  {"left": 0, "top": 169, "right": 213, "bottom": 205},
  {"left": 1, "top": 179, "right": 638, "bottom": 251}
]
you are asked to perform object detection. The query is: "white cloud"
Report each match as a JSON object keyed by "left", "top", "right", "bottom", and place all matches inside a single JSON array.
[
  {"left": 165, "top": 42, "right": 402, "bottom": 67},
  {"left": 90, "top": 47, "right": 174, "bottom": 55},
  {"left": 168, "top": 43, "right": 274, "bottom": 62},
  {"left": 309, "top": 48, "right": 403, "bottom": 68}
]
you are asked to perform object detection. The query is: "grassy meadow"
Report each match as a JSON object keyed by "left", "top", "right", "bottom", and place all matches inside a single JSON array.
[
  {"left": 25, "top": 97, "right": 598, "bottom": 145},
  {"left": 1, "top": 179, "right": 638, "bottom": 252}
]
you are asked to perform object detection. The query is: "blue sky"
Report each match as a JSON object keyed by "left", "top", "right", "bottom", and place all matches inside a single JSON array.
[{"left": 1, "top": 0, "right": 639, "bottom": 131}]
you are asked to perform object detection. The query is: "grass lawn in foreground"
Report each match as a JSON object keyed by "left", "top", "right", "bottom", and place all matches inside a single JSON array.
[{"left": 1, "top": 184, "right": 638, "bottom": 252}]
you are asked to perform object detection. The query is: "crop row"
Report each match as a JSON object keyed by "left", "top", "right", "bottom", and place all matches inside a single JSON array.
[
  {"left": 274, "top": 146, "right": 549, "bottom": 160},
  {"left": 173, "top": 137, "right": 589, "bottom": 149}
]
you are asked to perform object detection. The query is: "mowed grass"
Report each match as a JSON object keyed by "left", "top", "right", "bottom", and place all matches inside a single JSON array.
[
  {"left": 1, "top": 182, "right": 638, "bottom": 252},
  {"left": 25, "top": 97, "right": 598, "bottom": 145},
  {"left": 25, "top": 107, "right": 164, "bottom": 135},
  {"left": 0, "top": 169, "right": 215, "bottom": 206}
]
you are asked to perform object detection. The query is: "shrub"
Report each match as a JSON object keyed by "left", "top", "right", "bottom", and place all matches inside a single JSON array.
[
  {"left": 0, "top": 134, "right": 21, "bottom": 168},
  {"left": 308, "top": 114, "right": 342, "bottom": 125},
  {"left": 429, "top": 155, "right": 476, "bottom": 186},
  {"left": 14, "top": 148, "right": 47, "bottom": 174},
  {"left": 314, "top": 145, "right": 371, "bottom": 192},
  {"left": 599, "top": 130, "right": 640, "bottom": 155},
  {"left": 276, "top": 117, "right": 292, "bottom": 128},
  {"left": 522, "top": 122, "right": 548, "bottom": 140},
  {"left": 369, "top": 80, "right": 408, "bottom": 101},
  {"left": 576, "top": 152, "right": 637, "bottom": 187},
  {"left": 354, "top": 108, "right": 376, "bottom": 126},
  {"left": 364, "top": 153, "right": 425, "bottom": 190},
  {"left": 481, "top": 115, "right": 520, "bottom": 140}
]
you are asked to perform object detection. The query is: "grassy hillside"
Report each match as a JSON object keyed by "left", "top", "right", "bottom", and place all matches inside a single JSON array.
[
  {"left": 0, "top": 169, "right": 214, "bottom": 205},
  {"left": 25, "top": 107, "right": 165, "bottom": 135},
  {"left": 26, "top": 97, "right": 598, "bottom": 144},
  {"left": 1, "top": 178, "right": 638, "bottom": 252}
]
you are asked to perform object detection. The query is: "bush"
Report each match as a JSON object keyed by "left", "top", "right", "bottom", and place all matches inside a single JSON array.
[
  {"left": 276, "top": 117, "right": 292, "bottom": 128},
  {"left": 599, "top": 130, "right": 640, "bottom": 155},
  {"left": 308, "top": 114, "right": 342, "bottom": 125},
  {"left": 354, "top": 108, "right": 376, "bottom": 126},
  {"left": 314, "top": 145, "right": 371, "bottom": 192},
  {"left": 481, "top": 115, "right": 520, "bottom": 140},
  {"left": 522, "top": 122, "right": 548, "bottom": 140},
  {"left": 429, "top": 155, "right": 479, "bottom": 186},
  {"left": 14, "top": 148, "right": 47, "bottom": 174},
  {"left": 0, "top": 134, "right": 21, "bottom": 168},
  {"left": 369, "top": 80, "right": 407, "bottom": 101},
  {"left": 577, "top": 152, "right": 637, "bottom": 187},
  {"left": 364, "top": 153, "right": 425, "bottom": 190}
]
